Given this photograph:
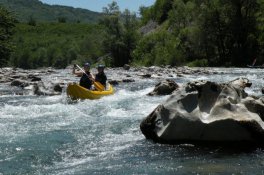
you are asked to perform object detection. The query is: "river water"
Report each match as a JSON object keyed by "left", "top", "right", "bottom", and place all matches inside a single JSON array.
[{"left": 1, "top": 68, "right": 264, "bottom": 174}]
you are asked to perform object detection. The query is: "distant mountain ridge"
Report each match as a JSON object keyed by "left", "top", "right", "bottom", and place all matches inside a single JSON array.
[{"left": 0, "top": 0, "right": 101, "bottom": 23}]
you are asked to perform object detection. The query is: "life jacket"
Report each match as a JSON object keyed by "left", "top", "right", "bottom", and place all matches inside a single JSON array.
[
  {"left": 80, "top": 72, "right": 92, "bottom": 89},
  {"left": 95, "top": 72, "right": 107, "bottom": 86}
]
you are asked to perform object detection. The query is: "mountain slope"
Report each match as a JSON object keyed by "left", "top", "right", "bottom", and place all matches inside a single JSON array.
[{"left": 0, "top": 0, "right": 101, "bottom": 23}]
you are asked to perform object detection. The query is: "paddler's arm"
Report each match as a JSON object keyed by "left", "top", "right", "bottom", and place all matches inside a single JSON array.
[{"left": 72, "top": 64, "right": 83, "bottom": 76}]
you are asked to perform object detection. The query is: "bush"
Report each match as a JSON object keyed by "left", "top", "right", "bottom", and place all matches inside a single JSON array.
[
  {"left": 0, "top": 6, "right": 15, "bottom": 67},
  {"left": 132, "top": 31, "right": 184, "bottom": 66},
  {"left": 187, "top": 59, "right": 208, "bottom": 67}
]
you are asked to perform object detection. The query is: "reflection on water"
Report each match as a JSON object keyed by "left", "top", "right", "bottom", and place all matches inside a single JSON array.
[{"left": 0, "top": 68, "right": 264, "bottom": 174}]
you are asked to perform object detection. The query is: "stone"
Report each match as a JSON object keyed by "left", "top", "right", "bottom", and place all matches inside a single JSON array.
[
  {"left": 228, "top": 77, "right": 252, "bottom": 88},
  {"left": 108, "top": 80, "right": 119, "bottom": 85},
  {"left": 140, "top": 74, "right": 152, "bottom": 78},
  {"left": 148, "top": 79, "right": 179, "bottom": 96},
  {"left": 141, "top": 78, "right": 264, "bottom": 146},
  {"left": 31, "top": 76, "right": 41, "bottom": 82},
  {"left": 123, "top": 64, "right": 130, "bottom": 71},
  {"left": 33, "top": 82, "right": 60, "bottom": 96},
  {"left": 27, "top": 74, "right": 41, "bottom": 82},
  {"left": 11, "top": 80, "right": 29, "bottom": 87},
  {"left": 122, "top": 79, "right": 135, "bottom": 83},
  {"left": 53, "top": 83, "right": 63, "bottom": 92},
  {"left": 139, "top": 20, "right": 158, "bottom": 35}
]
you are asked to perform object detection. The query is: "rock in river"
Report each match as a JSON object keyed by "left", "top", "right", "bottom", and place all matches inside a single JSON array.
[
  {"left": 140, "top": 78, "right": 264, "bottom": 146},
  {"left": 148, "top": 79, "right": 179, "bottom": 96}
]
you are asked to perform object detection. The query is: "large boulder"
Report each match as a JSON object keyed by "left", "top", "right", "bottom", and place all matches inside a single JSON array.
[
  {"left": 140, "top": 78, "right": 264, "bottom": 146},
  {"left": 148, "top": 79, "right": 179, "bottom": 96}
]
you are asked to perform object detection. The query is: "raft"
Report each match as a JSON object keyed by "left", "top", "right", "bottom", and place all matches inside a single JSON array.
[{"left": 67, "top": 83, "right": 114, "bottom": 100}]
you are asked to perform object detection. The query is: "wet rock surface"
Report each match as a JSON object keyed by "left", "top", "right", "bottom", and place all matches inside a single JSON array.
[
  {"left": 148, "top": 79, "right": 179, "bottom": 96},
  {"left": 0, "top": 67, "right": 65, "bottom": 96},
  {"left": 140, "top": 78, "right": 264, "bottom": 146},
  {"left": 0, "top": 66, "right": 220, "bottom": 96}
]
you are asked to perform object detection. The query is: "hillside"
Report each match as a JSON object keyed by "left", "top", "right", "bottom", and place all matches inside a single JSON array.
[
  {"left": 134, "top": 0, "right": 264, "bottom": 67},
  {"left": 9, "top": 23, "right": 104, "bottom": 68},
  {"left": 0, "top": 0, "right": 101, "bottom": 23}
]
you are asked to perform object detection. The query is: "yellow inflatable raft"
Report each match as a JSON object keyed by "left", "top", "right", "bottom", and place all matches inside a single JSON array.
[{"left": 67, "top": 83, "right": 114, "bottom": 100}]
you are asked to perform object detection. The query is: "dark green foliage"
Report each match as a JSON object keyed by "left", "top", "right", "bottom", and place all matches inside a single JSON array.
[
  {"left": 198, "top": 0, "right": 259, "bottom": 66},
  {"left": 133, "top": 31, "right": 183, "bottom": 66},
  {"left": 187, "top": 59, "right": 208, "bottom": 67},
  {"left": 58, "top": 17, "right": 67, "bottom": 23},
  {"left": 5, "top": 0, "right": 264, "bottom": 68},
  {"left": 140, "top": 0, "right": 174, "bottom": 24},
  {"left": 9, "top": 23, "right": 104, "bottom": 68},
  {"left": 0, "top": 6, "right": 15, "bottom": 67},
  {"left": 257, "top": 0, "right": 264, "bottom": 64},
  {"left": 153, "top": 0, "right": 174, "bottom": 23},
  {"left": 28, "top": 16, "right": 36, "bottom": 26},
  {"left": 136, "top": 0, "right": 262, "bottom": 67},
  {"left": 100, "top": 2, "right": 139, "bottom": 67},
  {"left": 0, "top": 0, "right": 101, "bottom": 23}
]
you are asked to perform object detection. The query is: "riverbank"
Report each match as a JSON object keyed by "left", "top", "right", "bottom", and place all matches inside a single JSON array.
[{"left": 0, "top": 66, "right": 217, "bottom": 96}]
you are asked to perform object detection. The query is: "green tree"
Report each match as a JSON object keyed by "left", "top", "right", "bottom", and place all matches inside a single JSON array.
[
  {"left": 133, "top": 31, "right": 183, "bottom": 66},
  {"left": 229, "top": 0, "right": 259, "bottom": 66},
  {"left": 28, "top": 15, "right": 36, "bottom": 26},
  {"left": 100, "top": 2, "right": 139, "bottom": 66},
  {"left": 0, "top": 6, "right": 15, "bottom": 67},
  {"left": 139, "top": 0, "right": 173, "bottom": 24},
  {"left": 199, "top": 0, "right": 259, "bottom": 66},
  {"left": 256, "top": 0, "right": 264, "bottom": 63},
  {"left": 58, "top": 17, "right": 67, "bottom": 23}
]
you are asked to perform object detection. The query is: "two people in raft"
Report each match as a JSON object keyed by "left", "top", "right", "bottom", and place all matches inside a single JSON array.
[{"left": 72, "top": 63, "right": 107, "bottom": 90}]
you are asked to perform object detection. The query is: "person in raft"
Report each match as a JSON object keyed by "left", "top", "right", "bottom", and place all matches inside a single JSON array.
[
  {"left": 95, "top": 64, "right": 107, "bottom": 88},
  {"left": 72, "top": 63, "right": 93, "bottom": 89}
]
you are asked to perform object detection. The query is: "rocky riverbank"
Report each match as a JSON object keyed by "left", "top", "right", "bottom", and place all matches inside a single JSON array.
[{"left": 0, "top": 66, "right": 216, "bottom": 96}]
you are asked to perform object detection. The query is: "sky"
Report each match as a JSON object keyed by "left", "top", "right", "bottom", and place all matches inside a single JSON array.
[{"left": 39, "top": 0, "right": 156, "bottom": 13}]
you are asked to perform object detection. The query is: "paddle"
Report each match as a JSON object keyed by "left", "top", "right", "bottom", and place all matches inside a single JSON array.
[{"left": 76, "top": 64, "right": 105, "bottom": 91}]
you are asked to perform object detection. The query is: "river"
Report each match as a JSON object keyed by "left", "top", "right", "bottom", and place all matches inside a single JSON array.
[{"left": 0, "top": 67, "right": 264, "bottom": 174}]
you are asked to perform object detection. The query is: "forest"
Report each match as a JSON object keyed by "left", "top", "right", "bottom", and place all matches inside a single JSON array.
[{"left": 1, "top": 0, "right": 264, "bottom": 68}]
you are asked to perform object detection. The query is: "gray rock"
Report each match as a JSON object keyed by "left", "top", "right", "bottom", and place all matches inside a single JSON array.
[
  {"left": 140, "top": 74, "right": 152, "bottom": 78},
  {"left": 139, "top": 20, "right": 158, "bottom": 35},
  {"left": 11, "top": 80, "right": 29, "bottom": 87},
  {"left": 228, "top": 77, "right": 252, "bottom": 88},
  {"left": 123, "top": 64, "right": 130, "bottom": 71},
  {"left": 122, "top": 79, "right": 135, "bottom": 83},
  {"left": 31, "top": 76, "right": 41, "bottom": 82},
  {"left": 53, "top": 83, "right": 63, "bottom": 92},
  {"left": 108, "top": 80, "right": 119, "bottom": 86},
  {"left": 148, "top": 80, "right": 179, "bottom": 96},
  {"left": 33, "top": 82, "right": 60, "bottom": 96},
  {"left": 11, "top": 74, "right": 27, "bottom": 79},
  {"left": 28, "top": 74, "right": 41, "bottom": 82},
  {"left": 141, "top": 78, "right": 264, "bottom": 146},
  {"left": 0, "top": 76, "right": 11, "bottom": 83}
]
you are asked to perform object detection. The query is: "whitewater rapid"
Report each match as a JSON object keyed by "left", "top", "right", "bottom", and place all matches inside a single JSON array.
[{"left": 1, "top": 67, "right": 264, "bottom": 174}]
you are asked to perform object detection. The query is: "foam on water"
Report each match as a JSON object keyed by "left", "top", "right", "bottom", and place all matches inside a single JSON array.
[{"left": 1, "top": 68, "right": 264, "bottom": 174}]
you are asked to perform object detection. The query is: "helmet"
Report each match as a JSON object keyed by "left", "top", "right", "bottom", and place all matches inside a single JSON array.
[
  {"left": 97, "top": 64, "right": 105, "bottom": 69},
  {"left": 84, "top": 62, "right": 90, "bottom": 67}
]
